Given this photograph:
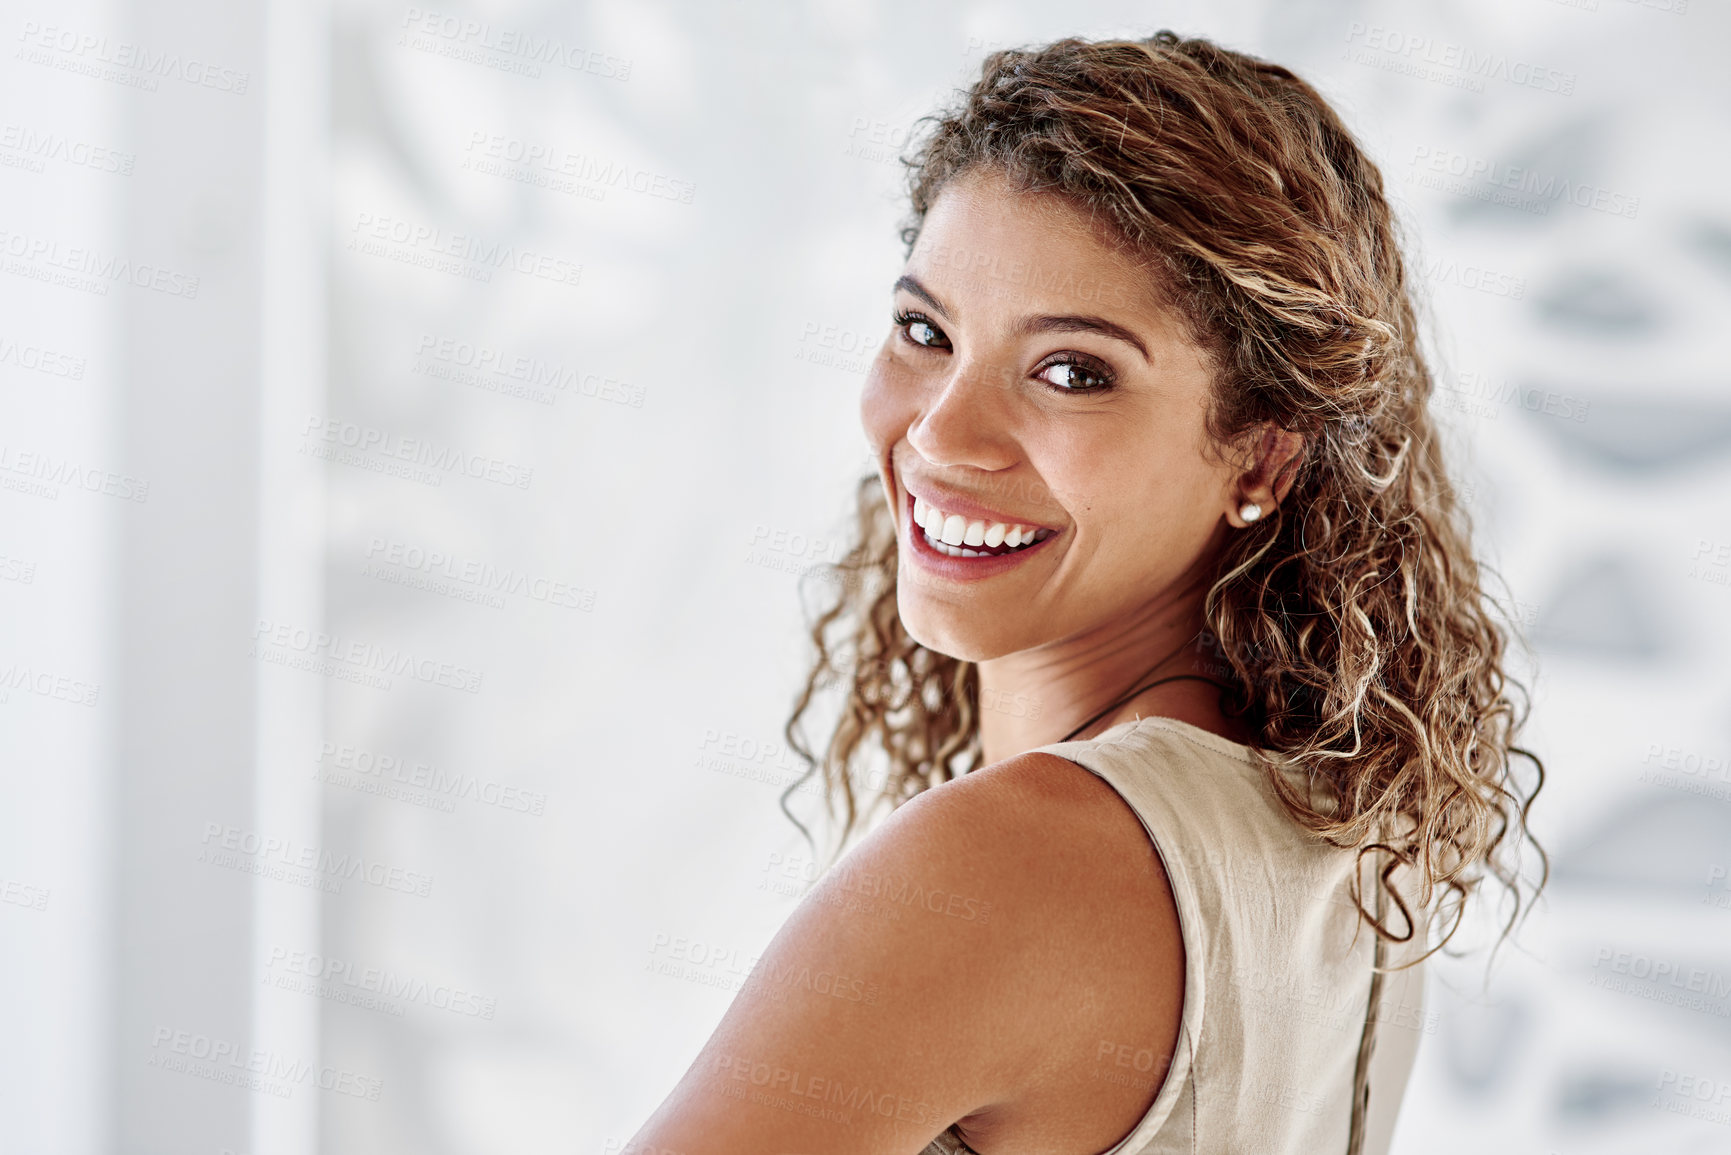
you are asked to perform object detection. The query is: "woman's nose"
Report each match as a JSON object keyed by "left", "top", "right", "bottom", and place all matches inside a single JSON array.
[{"left": 905, "top": 358, "right": 1021, "bottom": 471}]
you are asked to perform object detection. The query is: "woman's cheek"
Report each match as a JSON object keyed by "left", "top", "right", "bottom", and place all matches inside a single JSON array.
[{"left": 858, "top": 351, "right": 917, "bottom": 459}]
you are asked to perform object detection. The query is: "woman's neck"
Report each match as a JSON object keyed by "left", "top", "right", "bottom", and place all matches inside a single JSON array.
[{"left": 973, "top": 592, "right": 1246, "bottom": 765}]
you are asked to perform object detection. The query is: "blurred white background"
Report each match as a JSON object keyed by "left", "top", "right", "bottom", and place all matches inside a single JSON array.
[{"left": 3, "top": 0, "right": 1729, "bottom": 1152}]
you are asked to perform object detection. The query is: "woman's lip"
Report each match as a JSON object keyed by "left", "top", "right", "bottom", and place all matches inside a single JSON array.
[
  {"left": 903, "top": 489, "right": 1058, "bottom": 577},
  {"left": 901, "top": 481, "right": 1056, "bottom": 535}
]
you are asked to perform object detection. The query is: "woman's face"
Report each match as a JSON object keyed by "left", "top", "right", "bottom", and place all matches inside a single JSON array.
[{"left": 859, "top": 166, "right": 1246, "bottom": 662}]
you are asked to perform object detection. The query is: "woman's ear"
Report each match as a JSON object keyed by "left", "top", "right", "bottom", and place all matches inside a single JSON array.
[{"left": 1225, "top": 425, "right": 1305, "bottom": 527}]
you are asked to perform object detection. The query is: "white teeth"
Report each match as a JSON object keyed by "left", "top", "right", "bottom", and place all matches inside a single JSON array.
[
  {"left": 920, "top": 502, "right": 944, "bottom": 537},
  {"left": 908, "top": 490, "right": 1052, "bottom": 558}
]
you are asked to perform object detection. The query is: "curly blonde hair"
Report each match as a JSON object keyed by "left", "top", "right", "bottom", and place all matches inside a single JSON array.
[{"left": 781, "top": 31, "right": 1546, "bottom": 962}]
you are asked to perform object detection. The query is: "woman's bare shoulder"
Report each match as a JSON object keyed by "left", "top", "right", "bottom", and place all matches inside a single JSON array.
[
  {"left": 627, "top": 750, "right": 1183, "bottom": 1155},
  {"left": 917, "top": 752, "right": 1185, "bottom": 1149}
]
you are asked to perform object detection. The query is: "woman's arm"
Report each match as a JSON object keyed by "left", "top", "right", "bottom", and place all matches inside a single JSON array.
[{"left": 625, "top": 752, "right": 1184, "bottom": 1155}]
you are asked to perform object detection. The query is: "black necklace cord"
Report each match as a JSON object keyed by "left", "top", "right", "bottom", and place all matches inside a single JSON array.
[
  {"left": 1054, "top": 636, "right": 1192, "bottom": 745},
  {"left": 1059, "top": 673, "right": 1234, "bottom": 743},
  {"left": 1055, "top": 627, "right": 1239, "bottom": 744}
]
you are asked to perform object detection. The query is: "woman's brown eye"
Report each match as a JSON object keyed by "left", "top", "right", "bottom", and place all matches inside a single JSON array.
[
  {"left": 1040, "top": 359, "right": 1111, "bottom": 392},
  {"left": 908, "top": 319, "right": 948, "bottom": 348}
]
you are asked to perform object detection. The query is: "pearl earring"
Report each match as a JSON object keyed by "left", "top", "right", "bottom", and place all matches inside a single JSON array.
[{"left": 1238, "top": 502, "right": 1263, "bottom": 523}]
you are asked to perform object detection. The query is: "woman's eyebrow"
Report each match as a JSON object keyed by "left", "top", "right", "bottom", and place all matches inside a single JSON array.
[
  {"left": 1014, "top": 314, "right": 1150, "bottom": 364},
  {"left": 894, "top": 273, "right": 1150, "bottom": 365},
  {"left": 893, "top": 274, "right": 951, "bottom": 317}
]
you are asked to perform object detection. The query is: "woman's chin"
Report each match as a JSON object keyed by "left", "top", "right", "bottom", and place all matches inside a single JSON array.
[{"left": 897, "top": 600, "right": 1019, "bottom": 665}]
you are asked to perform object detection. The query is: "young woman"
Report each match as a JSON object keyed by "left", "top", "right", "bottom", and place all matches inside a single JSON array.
[{"left": 630, "top": 31, "right": 1542, "bottom": 1155}]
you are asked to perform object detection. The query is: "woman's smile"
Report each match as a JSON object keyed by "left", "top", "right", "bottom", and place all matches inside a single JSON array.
[{"left": 903, "top": 486, "right": 1060, "bottom": 577}]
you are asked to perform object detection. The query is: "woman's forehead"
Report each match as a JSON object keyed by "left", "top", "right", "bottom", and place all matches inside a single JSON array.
[{"left": 905, "top": 174, "right": 1186, "bottom": 346}]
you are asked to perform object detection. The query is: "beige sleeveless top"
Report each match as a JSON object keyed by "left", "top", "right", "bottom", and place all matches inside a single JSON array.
[{"left": 919, "top": 715, "right": 1432, "bottom": 1155}]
